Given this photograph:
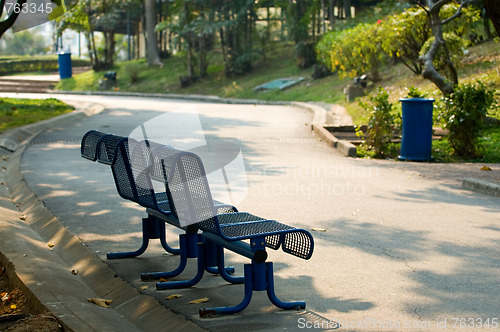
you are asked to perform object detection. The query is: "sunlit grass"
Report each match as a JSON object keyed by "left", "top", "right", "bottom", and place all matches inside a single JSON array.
[{"left": 0, "top": 97, "right": 74, "bottom": 134}]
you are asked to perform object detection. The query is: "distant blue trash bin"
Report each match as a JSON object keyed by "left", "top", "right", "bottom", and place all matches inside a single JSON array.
[
  {"left": 399, "top": 98, "right": 434, "bottom": 161},
  {"left": 58, "top": 52, "right": 72, "bottom": 79}
]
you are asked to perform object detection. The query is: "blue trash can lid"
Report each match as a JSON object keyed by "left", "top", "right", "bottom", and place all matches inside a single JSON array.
[
  {"left": 58, "top": 51, "right": 71, "bottom": 55},
  {"left": 399, "top": 98, "right": 434, "bottom": 102}
]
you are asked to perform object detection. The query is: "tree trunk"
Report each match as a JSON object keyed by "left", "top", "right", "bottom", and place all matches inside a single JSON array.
[
  {"left": 483, "top": 0, "right": 500, "bottom": 36},
  {"left": 344, "top": 0, "right": 352, "bottom": 19},
  {"left": 104, "top": 31, "right": 115, "bottom": 69},
  {"left": 145, "top": 0, "right": 162, "bottom": 66},
  {"left": 328, "top": 0, "right": 335, "bottom": 29},
  {"left": 184, "top": 1, "right": 194, "bottom": 79},
  {"left": 420, "top": 0, "right": 456, "bottom": 95}
]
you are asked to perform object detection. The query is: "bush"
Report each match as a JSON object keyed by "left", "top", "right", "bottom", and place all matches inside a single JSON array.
[
  {"left": 316, "top": 23, "right": 385, "bottom": 80},
  {"left": 440, "top": 81, "right": 496, "bottom": 157},
  {"left": 0, "top": 56, "right": 90, "bottom": 75},
  {"left": 123, "top": 62, "right": 141, "bottom": 84},
  {"left": 359, "top": 86, "right": 396, "bottom": 158},
  {"left": 405, "top": 86, "right": 428, "bottom": 98}
]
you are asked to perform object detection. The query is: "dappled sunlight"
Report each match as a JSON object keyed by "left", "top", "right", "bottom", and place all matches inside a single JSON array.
[
  {"left": 89, "top": 209, "right": 112, "bottom": 217},
  {"left": 78, "top": 231, "right": 142, "bottom": 242},
  {"left": 313, "top": 212, "right": 500, "bottom": 320},
  {"left": 109, "top": 110, "right": 133, "bottom": 116},
  {"left": 36, "top": 183, "right": 62, "bottom": 189},
  {"left": 41, "top": 143, "right": 80, "bottom": 151},
  {"left": 77, "top": 201, "right": 99, "bottom": 207},
  {"left": 17, "top": 232, "right": 53, "bottom": 251},
  {"left": 46, "top": 172, "right": 74, "bottom": 178},
  {"left": 119, "top": 201, "right": 144, "bottom": 211},
  {"left": 39, "top": 190, "right": 77, "bottom": 200}
]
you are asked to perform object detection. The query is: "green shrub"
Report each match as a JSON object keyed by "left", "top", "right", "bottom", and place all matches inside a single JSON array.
[
  {"left": 359, "top": 86, "right": 396, "bottom": 158},
  {"left": 405, "top": 86, "right": 428, "bottom": 98},
  {"left": 0, "top": 57, "right": 90, "bottom": 75},
  {"left": 440, "top": 81, "right": 496, "bottom": 157},
  {"left": 316, "top": 23, "right": 385, "bottom": 81},
  {"left": 124, "top": 62, "right": 141, "bottom": 84}
]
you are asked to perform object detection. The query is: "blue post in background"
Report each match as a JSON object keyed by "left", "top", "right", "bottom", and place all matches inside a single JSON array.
[
  {"left": 399, "top": 98, "right": 434, "bottom": 161},
  {"left": 58, "top": 52, "right": 72, "bottom": 79}
]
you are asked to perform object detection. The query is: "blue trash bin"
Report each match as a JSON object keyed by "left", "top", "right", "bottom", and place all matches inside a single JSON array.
[
  {"left": 399, "top": 98, "right": 434, "bottom": 161},
  {"left": 58, "top": 51, "right": 72, "bottom": 79}
]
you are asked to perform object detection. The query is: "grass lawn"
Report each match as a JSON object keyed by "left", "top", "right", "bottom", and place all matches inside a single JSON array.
[{"left": 0, "top": 97, "right": 74, "bottom": 134}]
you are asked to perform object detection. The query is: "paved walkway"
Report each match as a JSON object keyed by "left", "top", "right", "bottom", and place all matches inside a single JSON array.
[{"left": 1, "top": 93, "right": 499, "bottom": 331}]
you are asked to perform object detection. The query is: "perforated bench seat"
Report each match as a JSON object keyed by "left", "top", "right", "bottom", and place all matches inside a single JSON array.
[{"left": 197, "top": 213, "right": 313, "bottom": 260}]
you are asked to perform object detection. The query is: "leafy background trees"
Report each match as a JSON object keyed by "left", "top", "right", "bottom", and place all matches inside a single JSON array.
[{"left": 2, "top": 0, "right": 498, "bottom": 88}]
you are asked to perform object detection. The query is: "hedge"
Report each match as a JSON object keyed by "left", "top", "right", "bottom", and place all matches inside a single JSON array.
[{"left": 0, "top": 57, "right": 90, "bottom": 75}]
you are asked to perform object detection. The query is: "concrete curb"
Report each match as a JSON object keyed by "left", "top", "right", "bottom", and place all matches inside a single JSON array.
[
  {"left": 311, "top": 123, "right": 357, "bottom": 157},
  {"left": 0, "top": 103, "right": 205, "bottom": 331},
  {"left": 462, "top": 178, "right": 500, "bottom": 198}
]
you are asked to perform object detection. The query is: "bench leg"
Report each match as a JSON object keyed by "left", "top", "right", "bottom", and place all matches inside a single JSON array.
[
  {"left": 199, "top": 264, "right": 253, "bottom": 318},
  {"left": 265, "top": 262, "right": 305, "bottom": 310},
  {"left": 140, "top": 234, "right": 192, "bottom": 281},
  {"left": 156, "top": 240, "right": 206, "bottom": 290},
  {"left": 106, "top": 217, "right": 152, "bottom": 259},
  {"left": 199, "top": 261, "right": 305, "bottom": 318},
  {"left": 215, "top": 246, "right": 244, "bottom": 284},
  {"left": 203, "top": 241, "right": 239, "bottom": 282},
  {"left": 143, "top": 235, "right": 237, "bottom": 283},
  {"left": 106, "top": 214, "right": 180, "bottom": 259}
]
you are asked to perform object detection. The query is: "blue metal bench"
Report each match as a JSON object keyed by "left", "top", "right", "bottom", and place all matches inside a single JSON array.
[
  {"left": 81, "top": 131, "right": 314, "bottom": 317},
  {"left": 154, "top": 145, "right": 314, "bottom": 317},
  {"left": 80, "top": 130, "right": 239, "bottom": 282}
]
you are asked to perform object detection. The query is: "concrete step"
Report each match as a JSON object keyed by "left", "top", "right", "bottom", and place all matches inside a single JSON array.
[
  {"left": 0, "top": 80, "right": 55, "bottom": 93},
  {"left": 0, "top": 66, "right": 91, "bottom": 93}
]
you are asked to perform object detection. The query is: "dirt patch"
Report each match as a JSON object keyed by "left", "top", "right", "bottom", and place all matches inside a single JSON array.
[{"left": 0, "top": 255, "right": 67, "bottom": 331}]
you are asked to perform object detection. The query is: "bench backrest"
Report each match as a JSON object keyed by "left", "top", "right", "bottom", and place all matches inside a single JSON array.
[
  {"left": 81, "top": 130, "right": 175, "bottom": 214},
  {"left": 81, "top": 130, "right": 109, "bottom": 161},
  {"left": 157, "top": 146, "right": 217, "bottom": 228}
]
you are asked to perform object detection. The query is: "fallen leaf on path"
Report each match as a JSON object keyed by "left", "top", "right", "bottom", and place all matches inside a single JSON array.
[
  {"left": 481, "top": 166, "right": 492, "bottom": 171},
  {"left": 71, "top": 269, "right": 78, "bottom": 275},
  {"left": 0, "top": 182, "right": 6, "bottom": 186},
  {"left": 47, "top": 242, "right": 55, "bottom": 249},
  {"left": 166, "top": 294, "right": 182, "bottom": 300},
  {"left": 87, "top": 298, "right": 113, "bottom": 308},
  {"left": 189, "top": 297, "right": 209, "bottom": 304},
  {"left": 140, "top": 286, "right": 148, "bottom": 290},
  {"left": 1, "top": 292, "right": 10, "bottom": 302},
  {"left": 311, "top": 228, "right": 326, "bottom": 232},
  {"left": 10, "top": 304, "right": 16, "bottom": 309},
  {"left": 159, "top": 278, "right": 169, "bottom": 283},
  {"left": 19, "top": 214, "right": 27, "bottom": 221}
]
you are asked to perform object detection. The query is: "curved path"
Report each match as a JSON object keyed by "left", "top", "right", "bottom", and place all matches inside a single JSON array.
[{"left": 10, "top": 93, "right": 500, "bottom": 330}]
